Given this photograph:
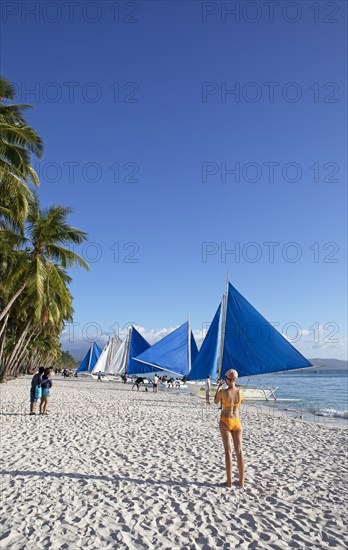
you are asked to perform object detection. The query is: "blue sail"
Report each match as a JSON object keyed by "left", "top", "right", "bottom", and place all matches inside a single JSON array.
[
  {"left": 126, "top": 327, "right": 152, "bottom": 375},
  {"left": 190, "top": 331, "right": 199, "bottom": 365},
  {"left": 187, "top": 304, "right": 221, "bottom": 380},
  {"left": 220, "top": 283, "right": 312, "bottom": 378},
  {"left": 133, "top": 322, "right": 194, "bottom": 376},
  {"left": 188, "top": 283, "right": 312, "bottom": 380},
  {"left": 76, "top": 342, "right": 102, "bottom": 373}
]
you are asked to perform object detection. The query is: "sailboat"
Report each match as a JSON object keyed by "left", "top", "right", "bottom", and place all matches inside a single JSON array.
[
  {"left": 76, "top": 342, "right": 102, "bottom": 374},
  {"left": 106, "top": 325, "right": 151, "bottom": 377},
  {"left": 90, "top": 334, "right": 122, "bottom": 378},
  {"left": 133, "top": 321, "right": 198, "bottom": 378},
  {"left": 188, "top": 281, "right": 312, "bottom": 400}
]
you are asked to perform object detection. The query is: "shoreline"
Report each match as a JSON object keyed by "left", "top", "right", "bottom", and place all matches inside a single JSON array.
[
  {"left": 3, "top": 374, "right": 348, "bottom": 428},
  {"left": 186, "top": 375, "right": 348, "bottom": 426},
  {"left": 186, "top": 385, "right": 348, "bottom": 428},
  {"left": 1, "top": 376, "right": 347, "bottom": 549},
  {"left": 242, "top": 401, "right": 348, "bottom": 429}
]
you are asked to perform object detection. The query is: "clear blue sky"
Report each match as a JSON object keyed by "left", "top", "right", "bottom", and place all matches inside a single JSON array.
[{"left": 2, "top": 1, "right": 347, "bottom": 359}]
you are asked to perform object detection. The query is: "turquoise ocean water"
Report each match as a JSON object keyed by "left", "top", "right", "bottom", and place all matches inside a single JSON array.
[
  {"left": 238, "top": 370, "right": 348, "bottom": 423},
  {"left": 148, "top": 369, "right": 347, "bottom": 425}
]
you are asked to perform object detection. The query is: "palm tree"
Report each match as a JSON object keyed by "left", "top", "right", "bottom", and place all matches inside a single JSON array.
[
  {"left": 0, "top": 77, "right": 90, "bottom": 382},
  {"left": 0, "top": 77, "right": 43, "bottom": 226},
  {"left": 0, "top": 198, "right": 89, "bottom": 380},
  {"left": 0, "top": 228, "right": 29, "bottom": 343},
  {"left": 0, "top": 196, "right": 89, "bottom": 324},
  {"left": 24, "top": 198, "right": 89, "bottom": 320},
  {"left": 2, "top": 266, "right": 74, "bottom": 379}
]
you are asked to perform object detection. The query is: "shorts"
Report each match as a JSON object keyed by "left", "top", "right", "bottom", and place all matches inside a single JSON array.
[
  {"left": 30, "top": 389, "right": 37, "bottom": 403},
  {"left": 42, "top": 388, "right": 51, "bottom": 398}
]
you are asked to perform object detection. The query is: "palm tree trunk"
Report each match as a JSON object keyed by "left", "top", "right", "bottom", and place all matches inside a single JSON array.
[
  {"left": 0, "top": 312, "right": 9, "bottom": 340},
  {"left": 9, "top": 330, "right": 35, "bottom": 376},
  {"left": 0, "top": 330, "right": 8, "bottom": 382},
  {"left": 0, "top": 280, "right": 28, "bottom": 324},
  {"left": 26, "top": 352, "right": 36, "bottom": 374},
  {"left": 12, "top": 326, "right": 39, "bottom": 375},
  {"left": 4, "top": 320, "right": 31, "bottom": 376},
  {"left": 0, "top": 313, "right": 9, "bottom": 368},
  {"left": 28, "top": 350, "right": 39, "bottom": 373}
]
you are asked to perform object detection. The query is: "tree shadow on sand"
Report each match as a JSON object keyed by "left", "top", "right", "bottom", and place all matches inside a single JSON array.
[{"left": 1, "top": 469, "right": 222, "bottom": 489}]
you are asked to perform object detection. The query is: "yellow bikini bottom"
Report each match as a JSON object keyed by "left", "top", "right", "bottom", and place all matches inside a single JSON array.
[{"left": 220, "top": 417, "right": 242, "bottom": 431}]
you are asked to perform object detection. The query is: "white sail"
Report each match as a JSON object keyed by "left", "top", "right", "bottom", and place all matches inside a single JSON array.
[
  {"left": 92, "top": 335, "right": 123, "bottom": 374},
  {"left": 91, "top": 340, "right": 110, "bottom": 374},
  {"left": 105, "top": 335, "right": 129, "bottom": 374},
  {"left": 106, "top": 339, "right": 128, "bottom": 374}
]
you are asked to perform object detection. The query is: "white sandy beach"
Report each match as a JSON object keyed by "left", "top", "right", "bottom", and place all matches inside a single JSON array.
[{"left": 1, "top": 376, "right": 347, "bottom": 549}]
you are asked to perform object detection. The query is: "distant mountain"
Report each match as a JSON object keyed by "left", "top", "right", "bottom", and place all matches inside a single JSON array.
[
  {"left": 309, "top": 358, "right": 347, "bottom": 370},
  {"left": 62, "top": 341, "right": 106, "bottom": 363},
  {"left": 64, "top": 343, "right": 347, "bottom": 372},
  {"left": 274, "top": 358, "right": 347, "bottom": 375}
]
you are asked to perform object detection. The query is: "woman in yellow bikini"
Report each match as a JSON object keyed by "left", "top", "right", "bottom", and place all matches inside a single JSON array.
[{"left": 214, "top": 369, "right": 244, "bottom": 488}]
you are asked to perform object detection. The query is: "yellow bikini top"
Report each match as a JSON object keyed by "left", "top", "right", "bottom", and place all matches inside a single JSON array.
[{"left": 221, "top": 390, "right": 244, "bottom": 408}]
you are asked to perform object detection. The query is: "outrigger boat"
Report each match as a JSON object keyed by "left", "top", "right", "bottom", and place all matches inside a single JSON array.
[
  {"left": 189, "top": 382, "right": 278, "bottom": 401},
  {"left": 187, "top": 278, "right": 312, "bottom": 397},
  {"left": 76, "top": 342, "right": 102, "bottom": 375},
  {"left": 79, "top": 279, "right": 311, "bottom": 397}
]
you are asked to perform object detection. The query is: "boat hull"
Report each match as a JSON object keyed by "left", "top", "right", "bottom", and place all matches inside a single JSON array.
[{"left": 188, "top": 382, "right": 277, "bottom": 401}]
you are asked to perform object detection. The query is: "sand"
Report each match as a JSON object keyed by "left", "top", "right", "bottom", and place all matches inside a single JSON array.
[{"left": 0, "top": 376, "right": 347, "bottom": 549}]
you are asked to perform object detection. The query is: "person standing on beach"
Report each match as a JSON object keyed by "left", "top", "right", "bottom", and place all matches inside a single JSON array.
[
  {"left": 153, "top": 374, "right": 159, "bottom": 393},
  {"left": 214, "top": 369, "right": 244, "bottom": 488},
  {"left": 205, "top": 375, "right": 211, "bottom": 404},
  {"left": 29, "top": 367, "right": 45, "bottom": 415},
  {"left": 40, "top": 368, "right": 52, "bottom": 415}
]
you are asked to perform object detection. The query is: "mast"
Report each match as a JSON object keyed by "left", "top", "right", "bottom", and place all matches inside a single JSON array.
[
  {"left": 87, "top": 343, "right": 93, "bottom": 372},
  {"left": 105, "top": 337, "right": 113, "bottom": 373},
  {"left": 108, "top": 337, "right": 114, "bottom": 368},
  {"left": 217, "top": 272, "right": 229, "bottom": 379},
  {"left": 124, "top": 326, "right": 133, "bottom": 374},
  {"left": 187, "top": 316, "right": 191, "bottom": 374}
]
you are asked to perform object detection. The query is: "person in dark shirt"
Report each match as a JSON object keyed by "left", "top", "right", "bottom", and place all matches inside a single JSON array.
[
  {"left": 39, "top": 368, "right": 53, "bottom": 415},
  {"left": 30, "top": 367, "right": 45, "bottom": 415},
  {"left": 132, "top": 377, "right": 144, "bottom": 391}
]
